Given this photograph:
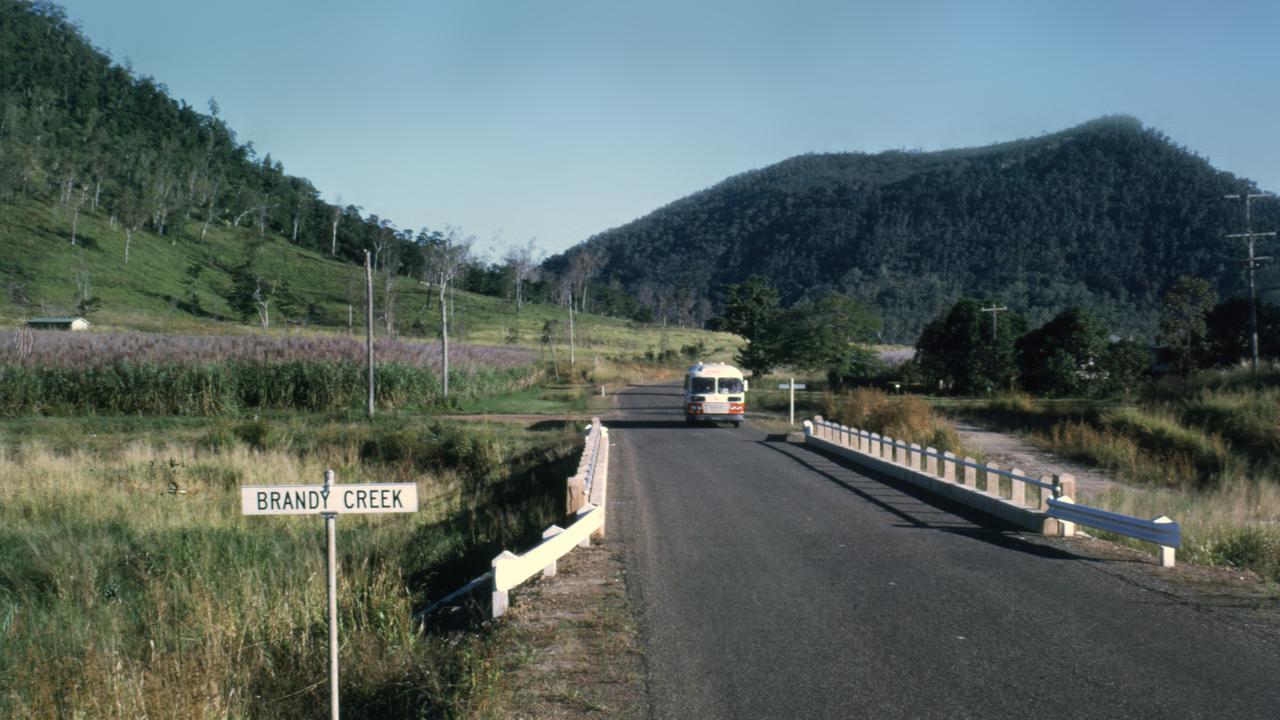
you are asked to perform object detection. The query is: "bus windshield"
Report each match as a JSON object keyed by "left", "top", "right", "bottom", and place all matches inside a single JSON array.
[
  {"left": 690, "top": 377, "right": 716, "bottom": 394},
  {"left": 718, "top": 378, "right": 744, "bottom": 394}
]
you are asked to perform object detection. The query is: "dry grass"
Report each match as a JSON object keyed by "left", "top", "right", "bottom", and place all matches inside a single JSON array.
[
  {"left": 0, "top": 422, "right": 576, "bottom": 719},
  {"left": 1088, "top": 477, "right": 1280, "bottom": 580},
  {"left": 823, "top": 388, "right": 960, "bottom": 452},
  {"left": 959, "top": 376, "right": 1280, "bottom": 581}
]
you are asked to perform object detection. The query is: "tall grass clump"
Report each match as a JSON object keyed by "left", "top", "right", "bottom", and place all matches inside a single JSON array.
[
  {"left": 823, "top": 388, "right": 960, "bottom": 452},
  {"left": 0, "top": 420, "right": 580, "bottom": 718},
  {"left": 1088, "top": 477, "right": 1280, "bottom": 582}
]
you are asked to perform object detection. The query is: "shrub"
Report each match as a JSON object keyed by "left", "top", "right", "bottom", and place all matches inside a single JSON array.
[{"left": 824, "top": 389, "right": 959, "bottom": 452}]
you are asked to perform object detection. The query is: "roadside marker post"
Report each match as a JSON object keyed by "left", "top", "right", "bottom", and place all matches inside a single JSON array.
[
  {"left": 778, "top": 379, "right": 807, "bottom": 425},
  {"left": 241, "top": 470, "right": 419, "bottom": 720}
]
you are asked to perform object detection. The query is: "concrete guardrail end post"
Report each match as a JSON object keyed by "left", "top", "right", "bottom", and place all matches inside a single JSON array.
[
  {"left": 542, "top": 525, "right": 565, "bottom": 578},
  {"left": 1154, "top": 516, "right": 1176, "bottom": 567},
  {"left": 962, "top": 458, "right": 976, "bottom": 487},
  {"left": 1056, "top": 496, "right": 1076, "bottom": 537},
  {"left": 491, "top": 550, "right": 517, "bottom": 618},
  {"left": 942, "top": 451, "right": 956, "bottom": 482}
]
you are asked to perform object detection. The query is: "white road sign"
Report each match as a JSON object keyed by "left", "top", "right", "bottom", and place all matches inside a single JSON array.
[
  {"left": 778, "top": 383, "right": 807, "bottom": 389},
  {"left": 241, "top": 483, "right": 418, "bottom": 516}
]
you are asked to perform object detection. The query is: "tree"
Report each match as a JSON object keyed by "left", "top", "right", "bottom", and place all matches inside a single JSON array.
[
  {"left": 227, "top": 247, "right": 273, "bottom": 328},
  {"left": 503, "top": 238, "right": 541, "bottom": 313},
  {"left": 722, "top": 275, "right": 784, "bottom": 376},
  {"left": 116, "top": 185, "right": 147, "bottom": 265},
  {"left": 1017, "top": 307, "right": 1109, "bottom": 396},
  {"left": 567, "top": 246, "right": 606, "bottom": 313},
  {"left": 555, "top": 272, "right": 577, "bottom": 367},
  {"left": 1205, "top": 298, "right": 1280, "bottom": 367},
  {"left": 1158, "top": 276, "right": 1216, "bottom": 375},
  {"left": 421, "top": 227, "right": 472, "bottom": 398},
  {"left": 915, "top": 298, "right": 1026, "bottom": 395},
  {"left": 329, "top": 195, "right": 343, "bottom": 256},
  {"left": 793, "top": 292, "right": 881, "bottom": 384},
  {"left": 1098, "top": 337, "right": 1151, "bottom": 399}
]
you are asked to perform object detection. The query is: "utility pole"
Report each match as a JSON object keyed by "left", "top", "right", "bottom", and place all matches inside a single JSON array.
[
  {"left": 366, "top": 250, "right": 375, "bottom": 418},
  {"left": 1225, "top": 193, "right": 1277, "bottom": 373},
  {"left": 980, "top": 304, "right": 1008, "bottom": 339}
]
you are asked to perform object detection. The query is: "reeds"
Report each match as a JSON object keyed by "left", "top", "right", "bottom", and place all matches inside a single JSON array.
[
  {"left": 0, "top": 330, "right": 537, "bottom": 370},
  {"left": 0, "top": 361, "right": 539, "bottom": 415}
]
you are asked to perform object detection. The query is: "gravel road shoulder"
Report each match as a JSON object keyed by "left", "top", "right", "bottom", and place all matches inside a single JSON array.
[
  {"left": 954, "top": 420, "right": 1117, "bottom": 499},
  {"left": 482, "top": 541, "right": 646, "bottom": 719}
]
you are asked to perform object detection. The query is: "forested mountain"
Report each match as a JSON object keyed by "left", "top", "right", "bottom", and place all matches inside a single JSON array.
[
  {"left": 552, "top": 116, "right": 1279, "bottom": 341},
  {"left": 0, "top": 0, "right": 426, "bottom": 271}
]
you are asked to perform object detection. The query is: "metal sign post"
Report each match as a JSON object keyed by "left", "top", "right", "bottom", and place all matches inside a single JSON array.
[
  {"left": 242, "top": 471, "right": 419, "bottom": 720},
  {"left": 778, "top": 379, "right": 807, "bottom": 425}
]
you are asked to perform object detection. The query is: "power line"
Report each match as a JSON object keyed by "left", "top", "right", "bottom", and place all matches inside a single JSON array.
[
  {"left": 1224, "top": 193, "right": 1277, "bottom": 372},
  {"left": 980, "top": 304, "right": 1008, "bottom": 340}
]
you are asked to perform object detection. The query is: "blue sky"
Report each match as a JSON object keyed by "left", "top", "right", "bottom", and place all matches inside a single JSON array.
[{"left": 57, "top": 0, "right": 1280, "bottom": 256}]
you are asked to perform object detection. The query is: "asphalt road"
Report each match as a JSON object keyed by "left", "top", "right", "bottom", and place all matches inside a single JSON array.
[{"left": 607, "top": 382, "right": 1280, "bottom": 719}]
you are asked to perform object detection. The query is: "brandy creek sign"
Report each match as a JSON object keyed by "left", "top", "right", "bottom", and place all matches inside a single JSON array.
[{"left": 240, "top": 483, "right": 418, "bottom": 515}]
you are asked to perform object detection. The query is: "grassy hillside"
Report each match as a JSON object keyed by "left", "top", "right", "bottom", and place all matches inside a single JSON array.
[{"left": 0, "top": 196, "right": 740, "bottom": 359}]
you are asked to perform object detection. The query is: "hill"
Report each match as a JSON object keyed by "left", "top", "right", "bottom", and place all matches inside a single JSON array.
[
  {"left": 0, "top": 1, "right": 737, "bottom": 360},
  {"left": 551, "top": 117, "right": 1280, "bottom": 342}
]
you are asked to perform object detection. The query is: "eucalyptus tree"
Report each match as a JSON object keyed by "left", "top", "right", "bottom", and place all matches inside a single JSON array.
[
  {"left": 421, "top": 227, "right": 473, "bottom": 398},
  {"left": 503, "top": 237, "right": 541, "bottom": 312}
]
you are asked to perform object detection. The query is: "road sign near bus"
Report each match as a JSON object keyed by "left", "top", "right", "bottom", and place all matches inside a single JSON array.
[
  {"left": 778, "top": 383, "right": 806, "bottom": 389},
  {"left": 241, "top": 483, "right": 418, "bottom": 515}
]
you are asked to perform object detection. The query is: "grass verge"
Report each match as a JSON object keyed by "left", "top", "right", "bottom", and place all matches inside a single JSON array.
[{"left": 0, "top": 415, "right": 582, "bottom": 718}]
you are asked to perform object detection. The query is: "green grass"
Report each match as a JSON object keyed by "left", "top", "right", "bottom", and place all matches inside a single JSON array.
[
  {"left": 0, "top": 415, "right": 582, "bottom": 718},
  {"left": 953, "top": 377, "right": 1280, "bottom": 581},
  {"left": 450, "top": 385, "right": 591, "bottom": 416},
  {"left": 0, "top": 360, "right": 535, "bottom": 416},
  {"left": 0, "top": 196, "right": 741, "bottom": 361}
]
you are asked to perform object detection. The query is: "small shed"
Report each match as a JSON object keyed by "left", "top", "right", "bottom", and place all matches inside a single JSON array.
[{"left": 27, "top": 317, "right": 91, "bottom": 331}]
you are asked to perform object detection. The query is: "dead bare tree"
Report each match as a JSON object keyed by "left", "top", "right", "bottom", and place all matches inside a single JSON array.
[
  {"left": 252, "top": 279, "right": 272, "bottom": 329},
  {"left": 330, "top": 195, "right": 343, "bottom": 256},
  {"left": 503, "top": 237, "right": 542, "bottom": 313},
  {"left": 381, "top": 234, "right": 402, "bottom": 335},
  {"left": 568, "top": 247, "right": 607, "bottom": 314},
  {"left": 556, "top": 272, "right": 576, "bottom": 367},
  {"left": 422, "top": 227, "right": 473, "bottom": 398}
]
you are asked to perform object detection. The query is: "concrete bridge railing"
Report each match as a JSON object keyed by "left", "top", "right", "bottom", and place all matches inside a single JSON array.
[{"left": 803, "top": 416, "right": 1180, "bottom": 566}]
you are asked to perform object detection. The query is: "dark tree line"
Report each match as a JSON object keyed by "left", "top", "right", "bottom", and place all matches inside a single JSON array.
[{"left": 912, "top": 279, "right": 1277, "bottom": 398}]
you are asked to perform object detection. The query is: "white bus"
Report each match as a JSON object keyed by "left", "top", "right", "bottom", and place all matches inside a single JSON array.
[{"left": 683, "top": 362, "right": 747, "bottom": 427}]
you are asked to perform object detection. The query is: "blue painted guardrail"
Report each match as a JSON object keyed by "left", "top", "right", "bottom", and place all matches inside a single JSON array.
[{"left": 1046, "top": 496, "right": 1180, "bottom": 567}]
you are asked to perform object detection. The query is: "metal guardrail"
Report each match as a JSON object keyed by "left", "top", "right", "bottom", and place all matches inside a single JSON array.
[{"left": 1047, "top": 497, "right": 1181, "bottom": 548}]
